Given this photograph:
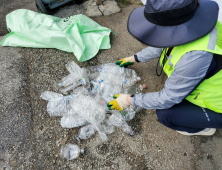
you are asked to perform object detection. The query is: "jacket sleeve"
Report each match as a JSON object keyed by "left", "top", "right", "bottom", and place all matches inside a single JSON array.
[
  {"left": 135, "top": 46, "right": 162, "bottom": 63},
  {"left": 130, "top": 50, "right": 213, "bottom": 109}
]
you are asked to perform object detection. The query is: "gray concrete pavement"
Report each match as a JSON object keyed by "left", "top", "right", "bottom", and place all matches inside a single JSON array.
[{"left": 1, "top": 1, "right": 222, "bottom": 169}]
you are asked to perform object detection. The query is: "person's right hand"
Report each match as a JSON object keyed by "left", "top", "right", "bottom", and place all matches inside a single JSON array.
[{"left": 115, "top": 55, "right": 136, "bottom": 67}]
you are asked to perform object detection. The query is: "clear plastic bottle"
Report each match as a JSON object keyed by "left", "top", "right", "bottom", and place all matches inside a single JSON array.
[
  {"left": 89, "top": 63, "right": 125, "bottom": 75},
  {"left": 61, "top": 81, "right": 82, "bottom": 95},
  {"left": 123, "top": 84, "right": 143, "bottom": 94},
  {"left": 72, "top": 86, "right": 90, "bottom": 95},
  {"left": 122, "top": 77, "right": 141, "bottom": 88},
  {"left": 46, "top": 95, "right": 74, "bottom": 117},
  {"left": 120, "top": 108, "right": 135, "bottom": 121},
  {"left": 90, "top": 65, "right": 140, "bottom": 93},
  {"left": 61, "top": 78, "right": 90, "bottom": 95},
  {"left": 58, "top": 74, "right": 78, "bottom": 87},
  {"left": 90, "top": 63, "right": 140, "bottom": 81},
  {"left": 70, "top": 93, "right": 106, "bottom": 125},
  {"left": 58, "top": 61, "right": 89, "bottom": 88},
  {"left": 88, "top": 65, "right": 103, "bottom": 74},
  {"left": 101, "top": 84, "right": 122, "bottom": 102},
  {"left": 101, "top": 63, "right": 125, "bottom": 75},
  {"left": 97, "top": 72, "right": 124, "bottom": 87},
  {"left": 93, "top": 124, "right": 108, "bottom": 141},
  {"left": 60, "top": 143, "right": 84, "bottom": 160},
  {"left": 66, "top": 61, "right": 85, "bottom": 75},
  {"left": 89, "top": 72, "right": 100, "bottom": 80},
  {"left": 40, "top": 91, "right": 63, "bottom": 100},
  {"left": 61, "top": 114, "right": 88, "bottom": 128},
  {"left": 91, "top": 77, "right": 122, "bottom": 102},
  {"left": 99, "top": 114, "right": 115, "bottom": 134},
  {"left": 120, "top": 105, "right": 142, "bottom": 121},
  {"left": 124, "top": 68, "right": 138, "bottom": 78},
  {"left": 76, "top": 124, "right": 95, "bottom": 141},
  {"left": 109, "top": 111, "right": 134, "bottom": 135},
  {"left": 91, "top": 79, "right": 104, "bottom": 94}
]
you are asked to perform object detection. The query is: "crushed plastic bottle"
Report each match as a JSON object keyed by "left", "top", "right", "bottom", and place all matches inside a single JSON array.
[
  {"left": 121, "top": 105, "right": 142, "bottom": 121},
  {"left": 40, "top": 91, "right": 63, "bottom": 100},
  {"left": 61, "top": 78, "right": 90, "bottom": 95},
  {"left": 66, "top": 61, "right": 87, "bottom": 76},
  {"left": 109, "top": 111, "right": 134, "bottom": 135},
  {"left": 91, "top": 79, "right": 104, "bottom": 94},
  {"left": 89, "top": 72, "right": 100, "bottom": 80},
  {"left": 120, "top": 109, "right": 135, "bottom": 121},
  {"left": 70, "top": 93, "right": 106, "bottom": 125},
  {"left": 58, "top": 74, "right": 78, "bottom": 87},
  {"left": 46, "top": 95, "right": 74, "bottom": 117},
  {"left": 89, "top": 64, "right": 141, "bottom": 101},
  {"left": 61, "top": 114, "right": 88, "bottom": 128},
  {"left": 91, "top": 77, "right": 122, "bottom": 102},
  {"left": 122, "top": 77, "right": 141, "bottom": 88},
  {"left": 76, "top": 124, "right": 95, "bottom": 141},
  {"left": 99, "top": 114, "right": 115, "bottom": 134},
  {"left": 123, "top": 84, "right": 143, "bottom": 94},
  {"left": 72, "top": 86, "right": 90, "bottom": 95},
  {"left": 60, "top": 143, "right": 84, "bottom": 160},
  {"left": 89, "top": 63, "right": 140, "bottom": 81},
  {"left": 93, "top": 124, "right": 108, "bottom": 141},
  {"left": 89, "top": 63, "right": 125, "bottom": 75},
  {"left": 58, "top": 61, "right": 89, "bottom": 88}
]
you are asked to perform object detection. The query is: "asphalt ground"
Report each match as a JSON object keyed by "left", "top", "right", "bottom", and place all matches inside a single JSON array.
[{"left": 1, "top": 0, "right": 222, "bottom": 169}]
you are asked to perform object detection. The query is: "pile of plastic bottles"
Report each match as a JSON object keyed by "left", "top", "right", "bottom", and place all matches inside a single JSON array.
[{"left": 40, "top": 61, "right": 145, "bottom": 160}]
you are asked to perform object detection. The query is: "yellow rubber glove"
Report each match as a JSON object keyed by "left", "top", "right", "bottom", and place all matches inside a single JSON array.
[
  {"left": 107, "top": 94, "right": 130, "bottom": 111},
  {"left": 115, "top": 56, "right": 136, "bottom": 67}
]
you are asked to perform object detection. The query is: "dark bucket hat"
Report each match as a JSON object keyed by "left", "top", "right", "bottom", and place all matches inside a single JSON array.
[{"left": 127, "top": 0, "right": 219, "bottom": 48}]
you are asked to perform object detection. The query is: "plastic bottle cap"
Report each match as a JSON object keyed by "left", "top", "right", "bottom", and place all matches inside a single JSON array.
[
  {"left": 142, "top": 84, "right": 147, "bottom": 89},
  {"left": 129, "top": 130, "right": 135, "bottom": 136},
  {"left": 58, "top": 83, "right": 62, "bottom": 87}
]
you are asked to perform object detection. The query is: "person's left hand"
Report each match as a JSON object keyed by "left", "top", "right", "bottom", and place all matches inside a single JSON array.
[
  {"left": 107, "top": 94, "right": 131, "bottom": 111},
  {"left": 115, "top": 56, "right": 136, "bottom": 67}
]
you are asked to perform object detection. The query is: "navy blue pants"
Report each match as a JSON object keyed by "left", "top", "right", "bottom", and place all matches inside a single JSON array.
[{"left": 156, "top": 100, "right": 222, "bottom": 133}]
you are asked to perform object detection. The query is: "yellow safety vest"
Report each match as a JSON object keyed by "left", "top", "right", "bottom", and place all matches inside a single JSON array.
[{"left": 160, "top": 21, "right": 222, "bottom": 113}]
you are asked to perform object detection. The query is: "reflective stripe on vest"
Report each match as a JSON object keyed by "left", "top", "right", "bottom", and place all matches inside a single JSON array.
[{"left": 160, "top": 21, "right": 222, "bottom": 113}]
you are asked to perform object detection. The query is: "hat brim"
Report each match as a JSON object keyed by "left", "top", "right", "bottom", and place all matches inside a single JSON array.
[{"left": 127, "top": 0, "right": 219, "bottom": 48}]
